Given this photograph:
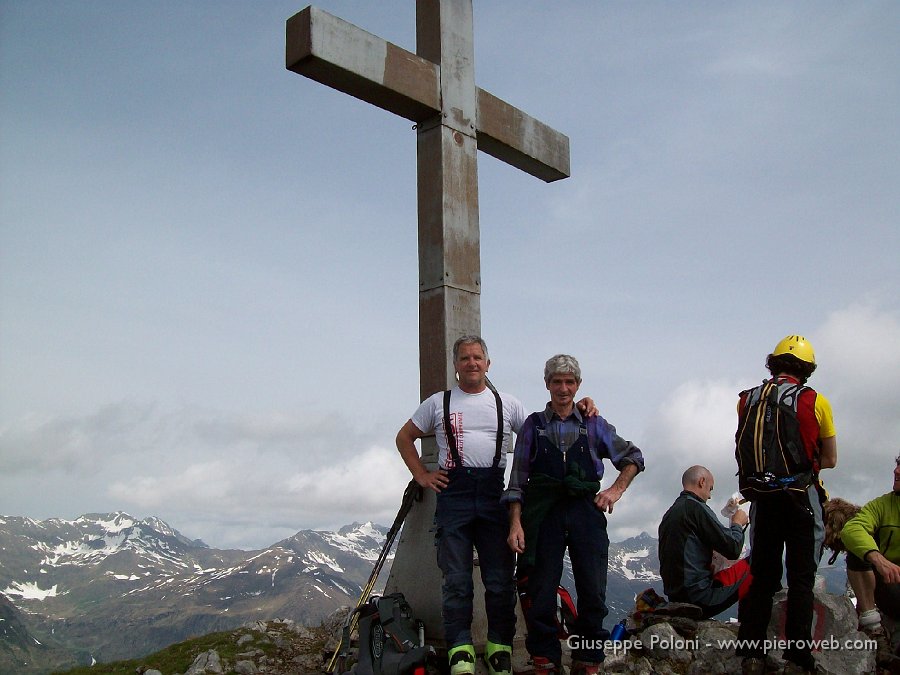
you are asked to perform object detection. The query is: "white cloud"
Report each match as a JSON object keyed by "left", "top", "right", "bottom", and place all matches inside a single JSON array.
[
  {"left": 608, "top": 379, "right": 743, "bottom": 541},
  {"left": 107, "top": 442, "right": 409, "bottom": 543},
  {"left": 622, "top": 300, "right": 900, "bottom": 543},
  {"left": 3, "top": 300, "right": 897, "bottom": 550},
  {"left": 1, "top": 2, "right": 897, "bottom": 553},
  {"left": 645, "top": 379, "right": 742, "bottom": 479},
  {"left": 109, "top": 461, "right": 233, "bottom": 509},
  {"left": 815, "top": 302, "right": 900, "bottom": 497},
  {"left": 818, "top": 301, "right": 900, "bottom": 412},
  {"left": 0, "top": 403, "right": 157, "bottom": 474},
  {"left": 0, "top": 402, "right": 407, "bottom": 549},
  {"left": 285, "top": 445, "right": 409, "bottom": 511}
]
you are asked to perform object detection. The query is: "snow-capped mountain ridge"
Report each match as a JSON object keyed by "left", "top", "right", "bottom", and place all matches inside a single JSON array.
[
  {"left": 609, "top": 531, "right": 660, "bottom": 582},
  {"left": 0, "top": 512, "right": 387, "bottom": 672},
  {"left": 20, "top": 512, "right": 204, "bottom": 571},
  {"left": 7, "top": 514, "right": 817, "bottom": 674}
]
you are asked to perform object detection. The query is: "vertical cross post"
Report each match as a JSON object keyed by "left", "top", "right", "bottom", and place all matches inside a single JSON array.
[
  {"left": 415, "top": 0, "right": 481, "bottom": 400},
  {"left": 286, "top": 0, "right": 569, "bottom": 646}
]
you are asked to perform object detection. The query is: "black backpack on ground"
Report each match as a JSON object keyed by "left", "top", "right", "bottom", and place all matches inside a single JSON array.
[
  {"left": 350, "top": 593, "right": 433, "bottom": 675},
  {"left": 735, "top": 378, "right": 814, "bottom": 500}
]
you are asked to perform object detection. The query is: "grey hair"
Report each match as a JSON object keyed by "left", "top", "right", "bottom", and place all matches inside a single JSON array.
[
  {"left": 453, "top": 335, "right": 489, "bottom": 362},
  {"left": 543, "top": 354, "right": 582, "bottom": 384}
]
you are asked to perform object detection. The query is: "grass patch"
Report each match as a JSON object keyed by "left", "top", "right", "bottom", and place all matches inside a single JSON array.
[{"left": 51, "top": 626, "right": 278, "bottom": 675}]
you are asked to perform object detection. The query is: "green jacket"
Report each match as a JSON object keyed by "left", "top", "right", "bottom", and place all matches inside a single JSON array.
[
  {"left": 521, "top": 469, "right": 600, "bottom": 567},
  {"left": 841, "top": 492, "right": 900, "bottom": 564}
]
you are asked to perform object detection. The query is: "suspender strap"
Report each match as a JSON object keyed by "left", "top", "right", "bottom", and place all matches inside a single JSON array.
[
  {"left": 491, "top": 388, "right": 503, "bottom": 469},
  {"left": 443, "top": 390, "right": 461, "bottom": 467},
  {"left": 442, "top": 388, "right": 506, "bottom": 469}
]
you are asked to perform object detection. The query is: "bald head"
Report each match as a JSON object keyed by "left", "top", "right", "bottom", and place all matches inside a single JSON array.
[{"left": 682, "top": 465, "right": 714, "bottom": 502}]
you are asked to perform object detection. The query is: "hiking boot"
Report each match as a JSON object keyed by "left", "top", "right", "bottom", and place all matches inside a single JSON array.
[
  {"left": 570, "top": 660, "right": 602, "bottom": 675},
  {"left": 448, "top": 644, "right": 476, "bottom": 675},
  {"left": 781, "top": 653, "right": 818, "bottom": 674},
  {"left": 862, "top": 621, "right": 885, "bottom": 634},
  {"left": 484, "top": 640, "right": 512, "bottom": 675},
  {"left": 741, "top": 657, "right": 766, "bottom": 675},
  {"left": 532, "top": 656, "right": 561, "bottom": 673},
  {"left": 859, "top": 608, "right": 883, "bottom": 636}
]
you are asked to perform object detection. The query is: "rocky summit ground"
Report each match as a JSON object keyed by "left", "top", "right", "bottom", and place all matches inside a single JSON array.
[
  {"left": 52, "top": 601, "right": 897, "bottom": 675},
  {"left": 52, "top": 615, "right": 337, "bottom": 675}
]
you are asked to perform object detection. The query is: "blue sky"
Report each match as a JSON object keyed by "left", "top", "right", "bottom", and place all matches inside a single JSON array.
[{"left": 1, "top": 1, "right": 898, "bottom": 550}]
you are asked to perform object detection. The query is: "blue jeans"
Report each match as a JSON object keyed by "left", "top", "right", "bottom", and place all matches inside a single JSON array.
[
  {"left": 523, "top": 497, "right": 610, "bottom": 664},
  {"left": 434, "top": 467, "right": 516, "bottom": 647}
]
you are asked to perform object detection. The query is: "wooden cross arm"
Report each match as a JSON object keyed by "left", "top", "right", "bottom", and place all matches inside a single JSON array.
[
  {"left": 476, "top": 89, "right": 570, "bottom": 182},
  {"left": 286, "top": 6, "right": 440, "bottom": 123},
  {"left": 286, "top": 6, "right": 570, "bottom": 182}
]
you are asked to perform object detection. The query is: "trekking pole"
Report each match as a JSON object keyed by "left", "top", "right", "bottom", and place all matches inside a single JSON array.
[{"left": 326, "top": 479, "right": 422, "bottom": 673}]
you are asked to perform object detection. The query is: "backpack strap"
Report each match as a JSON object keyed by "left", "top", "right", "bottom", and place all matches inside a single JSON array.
[
  {"left": 442, "top": 388, "right": 506, "bottom": 469},
  {"left": 376, "top": 594, "right": 416, "bottom": 651},
  {"left": 753, "top": 381, "right": 779, "bottom": 469},
  {"left": 774, "top": 380, "right": 808, "bottom": 410}
]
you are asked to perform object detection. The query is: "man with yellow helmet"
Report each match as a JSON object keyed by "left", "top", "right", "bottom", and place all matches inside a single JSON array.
[
  {"left": 735, "top": 335, "right": 837, "bottom": 675},
  {"left": 770, "top": 334, "right": 817, "bottom": 364}
]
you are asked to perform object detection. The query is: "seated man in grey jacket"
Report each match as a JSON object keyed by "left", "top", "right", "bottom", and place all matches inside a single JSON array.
[{"left": 658, "top": 465, "right": 752, "bottom": 618}]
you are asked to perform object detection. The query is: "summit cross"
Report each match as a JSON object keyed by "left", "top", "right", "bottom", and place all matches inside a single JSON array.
[{"left": 285, "top": 1, "right": 570, "bottom": 644}]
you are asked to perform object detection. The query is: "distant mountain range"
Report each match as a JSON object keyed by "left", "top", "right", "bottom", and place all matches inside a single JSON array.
[{"left": 0, "top": 512, "right": 847, "bottom": 673}]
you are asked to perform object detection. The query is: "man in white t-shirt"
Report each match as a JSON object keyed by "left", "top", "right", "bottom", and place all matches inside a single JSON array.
[{"left": 397, "top": 336, "right": 595, "bottom": 675}]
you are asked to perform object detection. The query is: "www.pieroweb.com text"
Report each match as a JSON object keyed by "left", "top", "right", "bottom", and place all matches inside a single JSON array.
[{"left": 565, "top": 634, "right": 878, "bottom": 655}]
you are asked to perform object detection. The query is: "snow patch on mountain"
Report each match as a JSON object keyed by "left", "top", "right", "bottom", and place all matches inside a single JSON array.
[
  {"left": 322, "top": 522, "right": 386, "bottom": 562},
  {"left": 77, "top": 513, "right": 136, "bottom": 534},
  {"left": 106, "top": 572, "right": 141, "bottom": 581},
  {"left": 304, "top": 550, "right": 344, "bottom": 573},
  {"left": 2, "top": 581, "right": 61, "bottom": 601},
  {"left": 614, "top": 547, "right": 659, "bottom": 581},
  {"left": 608, "top": 533, "right": 661, "bottom": 583},
  {"left": 34, "top": 529, "right": 187, "bottom": 569}
]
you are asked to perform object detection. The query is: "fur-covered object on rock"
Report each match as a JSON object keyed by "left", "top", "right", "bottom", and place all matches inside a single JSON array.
[{"left": 823, "top": 497, "right": 862, "bottom": 562}]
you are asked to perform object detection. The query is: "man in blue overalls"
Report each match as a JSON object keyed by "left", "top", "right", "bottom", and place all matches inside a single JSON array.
[{"left": 505, "top": 354, "right": 645, "bottom": 675}]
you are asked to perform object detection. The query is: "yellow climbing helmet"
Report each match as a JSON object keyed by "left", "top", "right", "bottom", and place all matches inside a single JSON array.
[{"left": 771, "top": 334, "right": 816, "bottom": 365}]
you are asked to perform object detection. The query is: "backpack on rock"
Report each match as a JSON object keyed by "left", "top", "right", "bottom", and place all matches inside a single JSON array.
[{"left": 349, "top": 593, "right": 433, "bottom": 675}]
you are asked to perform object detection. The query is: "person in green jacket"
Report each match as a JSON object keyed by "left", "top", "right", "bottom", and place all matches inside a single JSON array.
[{"left": 841, "top": 455, "right": 900, "bottom": 651}]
